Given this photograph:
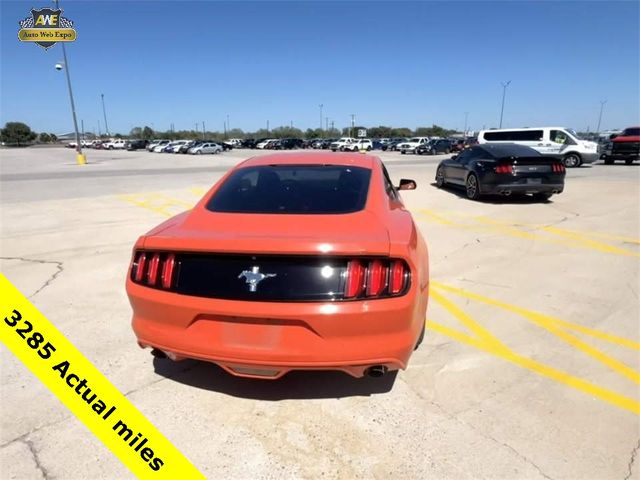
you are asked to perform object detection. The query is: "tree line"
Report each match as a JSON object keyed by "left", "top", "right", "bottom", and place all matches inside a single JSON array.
[{"left": 1, "top": 121, "right": 462, "bottom": 147}]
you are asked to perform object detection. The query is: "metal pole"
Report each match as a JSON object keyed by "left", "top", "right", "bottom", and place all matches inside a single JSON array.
[
  {"left": 350, "top": 114, "right": 355, "bottom": 138},
  {"left": 226, "top": 114, "right": 230, "bottom": 135},
  {"left": 81, "top": 119, "right": 84, "bottom": 141},
  {"left": 101, "top": 93, "right": 110, "bottom": 136},
  {"left": 319, "top": 104, "right": 323, "bottom": 131},
  {"left": 596, "top": 100, "right": 607, "bottom": 134},
  {"left": 98, "top": 119, "right": 101, "bottom": 137},
  {"left": 267, "top": 120, "right": 269, "bottom": 132},
  {"left": 499, "top": 80, "right": 511, "bottom": 128},
  {"left": 58, "top": 30, "right": 84, "bottom": 163},
  {"left": 202, "top": 121, "right": 205, "bottom": 140},
  {"left": 325, "top": 117, "right": 328, "bottom": 131}
]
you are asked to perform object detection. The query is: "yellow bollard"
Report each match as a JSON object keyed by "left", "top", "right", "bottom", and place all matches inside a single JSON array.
[{"left": 76, "top": 153, "right": 87, "bottom": 165}]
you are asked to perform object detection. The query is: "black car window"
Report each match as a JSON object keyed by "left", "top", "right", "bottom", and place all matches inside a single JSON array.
[
  {"left": 455, "top": 149, "right": 472, "bottom": 164},
  {"left": 484, "top": 130, "right": 544, "bottom": 141},
  {"left": 207, "top": 165, "right": 371, "bottom": 214}
]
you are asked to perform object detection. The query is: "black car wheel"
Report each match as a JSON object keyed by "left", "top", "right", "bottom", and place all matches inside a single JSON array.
[
  {"left": 436, "top": 166, "right": 446, "bottom": 188},
  {"left": 414, "top": 324, "right": 425, "bottom": 350},
  {"left": 625, "top": 159, "right": 634, "bottom": 165},
  {"left": 603, "top": 157, "right": 614, "bottom": 165},
  {"left": 465, "top": 173, "right": 481, "bottom": 200},
  {"left": 532, "top": 192, "right": 552, "bottom": 202},
  {"left": 563, "top": 153, "right": 581, "bottom": 168},
  {"left": 444, "top": 148, "right": 450, "bottom": 154}
]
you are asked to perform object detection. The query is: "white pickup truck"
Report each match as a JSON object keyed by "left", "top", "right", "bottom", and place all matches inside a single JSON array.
[
  {"left": 397, "top": 137, "right": 430, "bottom": 154},
  {"left": 103, "top": 139, "right": 127, "bottom": 150},
  {"left": 330, "top": 137, "right": 357, "bottom": 152}
]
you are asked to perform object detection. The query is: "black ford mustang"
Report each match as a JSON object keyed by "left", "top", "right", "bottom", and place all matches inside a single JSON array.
[{"left": 435, "top": 144, "right": 566, "bottom": 201}]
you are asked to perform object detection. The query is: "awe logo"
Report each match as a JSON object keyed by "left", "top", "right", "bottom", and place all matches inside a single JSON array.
[{"left": 18, "top": 8, "right": 76, "bottom": 50}]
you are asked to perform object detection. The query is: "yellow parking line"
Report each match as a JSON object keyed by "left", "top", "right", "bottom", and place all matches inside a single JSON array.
[
  {"left": 188, "top": 187, "right": 207, "bottom": 197},
  {"left": 429, "top": 290, "right": 505, "bottom": 349},
  {"left": 540, "top": 226, "right": 640, "bottom": 257},
  {"left": 119, "top": 193, "right": 193, "bottom": 218},
  {"left": 428, "top": 290, "right": 640, "bottom": 415},
  {"left": 415, "top": 209, "right": 639, "bottom": 258},
  {"left": 432, "top": 282, "right": 640, "bottom": 385}
]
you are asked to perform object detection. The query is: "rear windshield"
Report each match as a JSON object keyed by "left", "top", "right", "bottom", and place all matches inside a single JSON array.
[{"left": 207, "top": 165, "right": 371, "bottom": 214}]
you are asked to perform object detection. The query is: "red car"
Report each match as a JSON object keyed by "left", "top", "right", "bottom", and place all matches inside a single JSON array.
[{"left": 126, "top": 153, "right": 429, "bottom": 379}]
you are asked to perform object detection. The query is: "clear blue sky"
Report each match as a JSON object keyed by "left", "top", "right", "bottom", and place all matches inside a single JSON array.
[{"left": 1, "top": 1, "right": 638, "bottom": 135}]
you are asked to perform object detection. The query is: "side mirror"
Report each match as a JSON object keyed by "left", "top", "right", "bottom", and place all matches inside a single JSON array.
[{"left": 398, "top": 178, "right": 417, "bottom": 190}]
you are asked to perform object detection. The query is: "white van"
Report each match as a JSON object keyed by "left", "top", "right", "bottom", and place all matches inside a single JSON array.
[{"left": 477, "top": 127, "right": 599, "bottom": 167}]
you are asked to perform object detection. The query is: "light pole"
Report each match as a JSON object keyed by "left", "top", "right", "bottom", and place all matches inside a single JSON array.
[
  {"left": 463, "top": 112, "right": 469, "bottom": 137},
  {"left": 101, "top": 93, "right": 110, "bottom": 137},
  {"left": 499, "top": 80, "right": 511, "bottom": 128},
  {"left": 350, "top": 114, "right": 355, "bottom": 138},
  {"left": 55, "top": 60, "right": 85, "bottom": 164},
  {"left": 53, "top": 0, "right": 85, "bottom": 164},
  {"left": 319, "top": 104, "right": 323, "bottom": 131},
  {"left": 596, "top": 100, "right": 607, "bottom": 134},
  {"left": 202, "top": 121, "right": 205, "bottom": 140},
  {"left": 226, "top": 114, "right": 230, "bottom": 136}
]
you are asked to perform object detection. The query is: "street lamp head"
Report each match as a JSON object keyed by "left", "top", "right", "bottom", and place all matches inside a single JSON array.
[{"left": 55, "top": 63, "right": 63, "bottom": 71}]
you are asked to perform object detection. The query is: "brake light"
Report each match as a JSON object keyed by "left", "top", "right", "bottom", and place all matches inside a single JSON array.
[
  {"left": 494, "top": 164, "right": 513, "bottom": 174},
  {"left": 161, "top": 254, "right": 176, "bottom": 289},
  {"left": 366, "top": 260, "right": 386, "bottom": 297},
  {"left": 344, "top": 259, "right": 409, "bottom": 299},
  {"left": 147, "top": 253, "right": 160, "bottom": 285},
  {"left": 345, "top": 260, "right": 365, "bottom": 298},
  {"left": 389, "top": 260, "right": 407, "bottom": 294},
  {"left": 133, "top": 252, "right": 147, "bottom": 282},
  {"left": 552, "top": 163, "right": 565, "bottom": 173},
  {"left": 131, "top": 251, "right": 178, "bottom": 290}
]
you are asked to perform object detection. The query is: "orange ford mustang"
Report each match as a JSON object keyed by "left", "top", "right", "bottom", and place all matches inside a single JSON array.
[{"left": 126, "top": 153, "right": 429, "bottom": 379}]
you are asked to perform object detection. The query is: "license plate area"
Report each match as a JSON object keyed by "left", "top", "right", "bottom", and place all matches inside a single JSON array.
[{"left": 527, "top": 178, "right": 542, "bottom": 184}]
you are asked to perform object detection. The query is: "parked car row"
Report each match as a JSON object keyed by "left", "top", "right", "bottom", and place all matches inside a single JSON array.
[{"left": 145, "top": 139, "right": 229, "bottom": 154}]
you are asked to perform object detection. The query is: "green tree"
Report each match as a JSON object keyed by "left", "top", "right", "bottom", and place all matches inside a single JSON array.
[
  {"left": 129, "top": 127, "right": 142, "bottom": 138},
  {"left": 141, "top": 126, "right": 154, "bottom": 140},
  {"left": 368, "top": 126, "right": 393, "bottom": 138},
  {"left": 39, "top": 132, "right": 51, "bottom": 143},
  {"left": 390, "top": 127, "right": 413, "bottom": 138},
  {"left": 49, "top": 133, "right": 58, "bottom": 142},
  {"left": 0, "top": 122, "right": 37, "bottom": 146}
]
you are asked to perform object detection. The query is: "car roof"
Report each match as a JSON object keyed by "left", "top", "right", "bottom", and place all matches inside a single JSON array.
[
  {"left": 477, "top": 143, "right": 541, "bottom": 157},
  {"left": 240, "top": 152, "right": 376, "bottom": 168}
]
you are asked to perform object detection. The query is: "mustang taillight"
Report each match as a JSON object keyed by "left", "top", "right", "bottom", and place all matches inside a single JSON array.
[
  {"left": 344, "top": 258, "right": 409, "bottom": 299},
  {"left": 131, "top": 251, "right": 177, "bottom": 290},
  {"left": 551, "top": 163, "right": 566, "bottom": 173},
  {"left": 494, "top": 164, "right": 513, "bottom": 174}
]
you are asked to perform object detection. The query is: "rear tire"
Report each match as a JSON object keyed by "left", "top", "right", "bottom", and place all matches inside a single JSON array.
[
  {"left": 465, "top": 173, "right": 481, "bottom": 200},
  {"left": 436, "top": 166, "right": 446, "bottom": 188},
  {"left": 625, "top": 159, "right": 634, "bottom": 165},
  {"left": 414, "top": 324, "right": 425, "bottom": 350},
  {"left": 532, "top": 192, "right": 552, "bottom": 202},
  {"left": 563, "top": 153, "right": 581, "bottom": 168}
]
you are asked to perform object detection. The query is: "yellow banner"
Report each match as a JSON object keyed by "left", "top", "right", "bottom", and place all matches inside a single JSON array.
[
  {"left": 18, "top": 28, "right": 76, "bottom": 42},
  {"left": 0, "top": 273, "right": 205, "bottom": 479}
]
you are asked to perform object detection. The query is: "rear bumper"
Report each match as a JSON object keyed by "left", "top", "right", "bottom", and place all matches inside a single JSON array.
[
  {"left": 127, "top": 280, "right": 427, "bottom": 379},
  {"left": 482, "top": 182, "right": 564, "bottom": 195}
]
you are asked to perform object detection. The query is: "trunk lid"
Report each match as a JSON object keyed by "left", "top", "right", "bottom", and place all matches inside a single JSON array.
[{"left": 143, "top": 209, "right": 390, "bottom": 256}]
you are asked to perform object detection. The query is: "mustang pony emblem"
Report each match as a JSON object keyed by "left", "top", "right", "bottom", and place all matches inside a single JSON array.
[{"left": 238, "top": 266, "right": 277, "bottom": 292}]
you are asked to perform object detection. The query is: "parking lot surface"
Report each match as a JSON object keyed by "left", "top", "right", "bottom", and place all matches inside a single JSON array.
[{"left": 1, "top": 146, "right": 639, "bottom": 479}]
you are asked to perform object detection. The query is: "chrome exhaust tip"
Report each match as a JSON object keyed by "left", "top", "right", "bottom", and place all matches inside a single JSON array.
[
  {"left": 365, "top": 365, "right": 388, "bottom": 378},
  {"left": 150, "top": 348, "right": 167, "bottom": 359}
]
